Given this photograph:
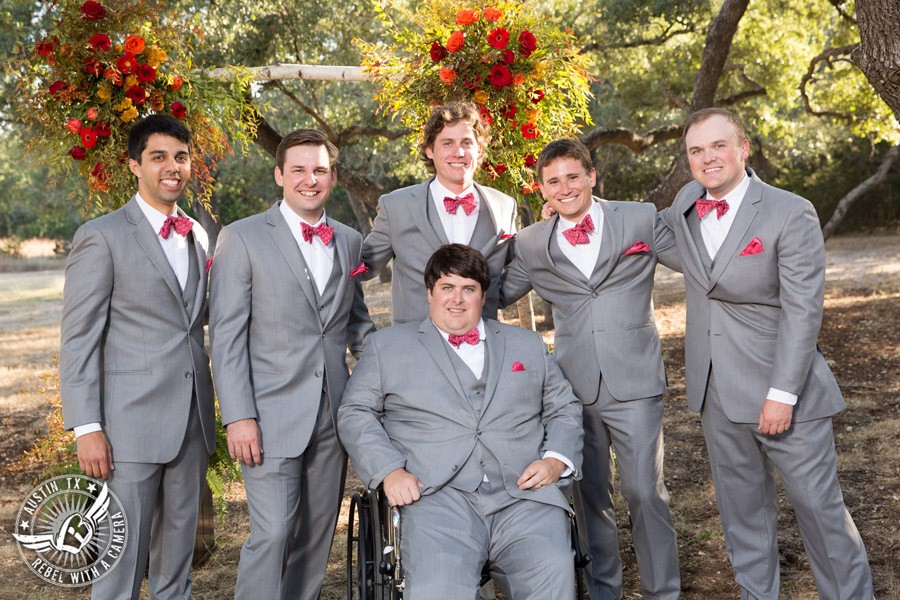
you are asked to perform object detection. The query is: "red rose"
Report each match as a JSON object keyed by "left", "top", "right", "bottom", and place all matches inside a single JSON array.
[
  {"left": 123, "top": 35, "right": 145, "bottom": 55},
  {"left": 524, "top": 154, "right": 536, "bottom": 167},
  {"left": 35, "top": 37, "right": 58, "bottom": 56},
  {"left": 456, "top": 9, "right": 479, "bottom": 25},
  {"left": 88, "top": 33, "right": 111, "bottom": 52},
  {"left": 48, "top": 80, "right": 67, "bottom": 97},
  {"left": 488, "top": 64, "right": 512, "bottom": 88},
  {"left": 104, "top": 68, "right": 123, "bottom": 85},
  {"left": 169, "top": 76, "right": 183, "bottom": 91},
  {"left": 84, "top": 56, "right": 103, "bottom": 76},
  {"left": 501, "top": 49, "right": 515, "bottom": 64},
  {"left": 483, "top": 7, "right": 502, "bottom": 22},
  {"left": 80, "top": 127, "right": 98, "bottom": 149},
  {"left": 502, "top": 103, "right": 517, "bottom": 119},
  {"left": 95, "top": 121, "right": 111, "bottom": 136},
  {"left": 125, "top": 85, "right": 147, "bottom": 105},
  {"left": 439, "top": 68, "right": 456, "bottom": 83},
  {"left": 136, "top": 64, "right": 156, "bottom": 83},
  {"left": 447, "top": 31, "right": 465, "bottom": 53},
  {"left": 492, "top": 163, "right": 507, "bottom": 177},
  {"left": 68, "top": 145, "right": 87, "bottom": 160},
  {"left": 521, "top": 122, "right": 540, "bottom": 140},
  {"left": 65, "top": 118, "right": 83, "bottom": 134},
  {"left": 487, "top": 27, "right": 510, "bottom": 50},
  {"left": 116, "top": 53, "right": 137, "bottom": 74},
  {"left": 86, "top": 107, "right": 99, "bottom": 121},
  {"left": 429, "top": 42, "right": 448, "bottom": 62},
  {"left": 81, "top": 1, "right": 106, "bottom": 20},
  {"left": 518, "top": 30, "right": 537, "bottom": 56},
  {"left": 171, "top": 102, "right": 186, "bottom": 119},
  {"left": 530, "top": 89, "right": 545, "bottom": 104},
  {"left": 91, "top": 162, "right": 107, "bottom": 181}
]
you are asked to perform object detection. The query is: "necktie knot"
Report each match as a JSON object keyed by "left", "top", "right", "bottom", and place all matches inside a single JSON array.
[
  {"left": 448, "top": 327, "right": 480, "bottom": 348},
  {"left": 444, "top": 193, "right": 477, "bottom": 216},
  {"left": 695, "top": 197, "right": 730, "bottom": 219},
  {"left": 301, "top": 222, "right": 334, "bottom": 246},
  {"left": 561, "top": 214, "right": 594, "bottom": 246},
  {"left": 159, "top": 215, "right": 193, "bottom": 239}
]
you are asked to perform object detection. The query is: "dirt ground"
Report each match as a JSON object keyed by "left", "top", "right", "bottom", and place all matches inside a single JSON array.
[{"left": 0, "top": 234, "right": 898, "bottom": 599}]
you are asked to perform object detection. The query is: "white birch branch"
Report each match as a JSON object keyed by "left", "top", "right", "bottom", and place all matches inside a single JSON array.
[{"left": 202, "top": 64, "right": 371, "bottom": 82}]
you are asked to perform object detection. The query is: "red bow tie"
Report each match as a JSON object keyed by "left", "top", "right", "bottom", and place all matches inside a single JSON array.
[
  {"left": 301, "top": 222, "right": 334, "bottom": 246},
  {"left": 159, "top": 215, "right": 193, "bottom": 239},
  {"left": 562, "top": 214, "right": 594, "bottom": 246},
  {"left": 695, "top": 197, "right": 730, "bottom": 219},
  {"left": 448, "top": 327, "right": 480, "bottom": 348},
  {"left": 444, "top": 193, "right": 477, "bottom": 216}
]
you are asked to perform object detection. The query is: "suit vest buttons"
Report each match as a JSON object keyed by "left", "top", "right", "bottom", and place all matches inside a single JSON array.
[
  {"left": 476, "top": 429, "right": 483, "bottom": 436},
  {"left": 315, "top": 370, "right": 323, "bottom": 378},
  {"left": 591, "top": 292, "right": 598, "bottom": 298},
  {"left": 184, "top": 371, "right": 193, "bottom": 380}
]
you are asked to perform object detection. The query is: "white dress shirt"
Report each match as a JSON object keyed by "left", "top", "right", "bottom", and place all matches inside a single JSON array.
[
  {"left": 430, "top": 179, "right": 479, "bottom": 245},
  {"left": 75, "top": 194, "right": 193, "bottom": 439},
  {"left": 555, "top": 201, "right": 604, "bottom": 279},
  {"left": 432, "top": 319, "right": 574, "bottom": 477},
  {"left": 698, "top": 174, "right": 796, "bottom": 406},
  {"left": 280, "top": 201, "right": 335, "bottom": 296}
]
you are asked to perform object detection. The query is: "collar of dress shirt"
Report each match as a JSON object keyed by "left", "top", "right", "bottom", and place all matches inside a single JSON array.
[
  {"left": 430, "top": 178, "right": 477, "bottom": 211},
  {"left": 433, "top": 318, "right": 487, "bottom": 345},
  {"left": 136, "top": 192, "right": 179, "bottom": 236},
  {"left": 702, "top": 170, "right": 750, "bottom": 213},
  {"left": 556, "top": 199, "right": 603, "bottom": 238},
  {"left": 280, "top": 199, "right": 328, "bottom": 245}
]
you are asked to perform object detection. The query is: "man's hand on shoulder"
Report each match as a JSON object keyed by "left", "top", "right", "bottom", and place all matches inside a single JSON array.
[
  {"left": 541, "top": 202, "right": 556, "bottom": 220},
  {"left": 383, "top": 468, "right": 424, "bottom": 506},
  {"left": 758, "top": 399, "right": 793, "bottom": 435},
  {"left": 77, "top": 431, "right": 114, "bottom": 480},
  {"left": 517, "top": 457, "right": 564, "bottom": 490},
  {"left": 226, "top": 418, "right": 263, "bottom": 466}
]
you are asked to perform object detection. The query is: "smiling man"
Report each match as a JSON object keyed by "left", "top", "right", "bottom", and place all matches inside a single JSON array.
[
  {"left": 500, "top": 138, "right": 681, "bottom": 600},
  {"left": 60, "top": 115, "right": 217, "bottom": 600},
  {"left": 361, "top": 101, "right": 517, "bottom": 324},
  {"left": 209, "top": 128, "right": 374, "bottom": 600},
  {"left": 658, "top": 108, "right": 873, "bottom": 599},
  {"left": 339, "top": 244, "right": 583, "bottom": 599}
]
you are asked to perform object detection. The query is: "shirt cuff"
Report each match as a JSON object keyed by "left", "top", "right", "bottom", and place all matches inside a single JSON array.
[
  {"left": 73, "top": 423, "right": 102, "bottom": 438},
  {"left": 766, "top": 387, "right": 798, "bottom": 406},
  {"left": 542, "top": 451, "right": 575, "bottom": 478}
]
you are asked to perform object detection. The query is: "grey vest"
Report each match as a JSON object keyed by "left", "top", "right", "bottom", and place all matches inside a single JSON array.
[
  {"left": 547, "top": 216, "right": 615, "bottom": 287},
  {"left": 180, "top": 233, "right": 200, "bottom": 317}
]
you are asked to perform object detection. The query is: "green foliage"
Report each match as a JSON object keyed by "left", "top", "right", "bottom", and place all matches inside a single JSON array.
[
  {"left": 206, "top": 406, "right": 243, "bottom": 521},
  {"left": 357, "top": 0, "right": 593, "bottom": 207}
]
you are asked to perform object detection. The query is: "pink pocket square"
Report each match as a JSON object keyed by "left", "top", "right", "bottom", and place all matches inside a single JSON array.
[
  {"left": 511, "top": 361, "right": 525, "bottom": 372},
  {"left": 205, "top": 257, "right": 213, "bottom": 274},
  {"left": 623, "top": 241, "right": 649, "bottom": 256},
  {"left": 501, "top": 233, "right": 514, "bottom": 240},
  {"left": 740, "top": 237, "right": 764, "bottom": 256},
  {"left": 349, "top": 261, "right": 368, "bottom": 277}
]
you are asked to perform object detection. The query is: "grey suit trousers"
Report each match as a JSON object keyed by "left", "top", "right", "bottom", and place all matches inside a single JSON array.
[
  {"left": 701, "top": 369, "right": 872, "bottom": 600},
  {"left": 234, "top": 393, "right": 347, "bottom": 600}
]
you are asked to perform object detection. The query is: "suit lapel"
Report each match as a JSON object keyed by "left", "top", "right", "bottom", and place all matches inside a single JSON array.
[
  {"left": 589, "top": 201, "right": 621, "bottom": 288},
  {"left": 321, "top": 219, "right": 350, "bottom": 326},
  {"left": 417, "top": 320, "right": 467, "bottom": 403},
  {"left": 181, "top": 207, "right": 207, "bottom": 326},
  {"left": 708, "top": 179, "right": 761, "bottom": 289},
  {"left": 481, "top": 321, "right": 505, "bottom": 416},
  {"left": 410, "top": 179, "right": 446, "bottom": 249},
  {"left": 266, "top": 203, "right": 319, "bottom": 317},
  {"left": 126, "top": 198, "right": 189, "bottom": 323},
  {"left": 679, "top": 197, "right": 712, "bottom": 289}
]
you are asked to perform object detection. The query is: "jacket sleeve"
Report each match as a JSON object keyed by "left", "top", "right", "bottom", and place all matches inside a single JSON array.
[{"left": 360, "top": 194, "right": 395, "bottom": 280}]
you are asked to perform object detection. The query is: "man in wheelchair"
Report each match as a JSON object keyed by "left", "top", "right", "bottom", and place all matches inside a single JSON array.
[{"left": 338, "top": 244, "right": 584, "bottom": 599}]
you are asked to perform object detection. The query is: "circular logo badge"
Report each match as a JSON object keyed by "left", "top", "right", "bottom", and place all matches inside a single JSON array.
[{"left": 12, "top": 475, "right": 128, "bottom": 587}]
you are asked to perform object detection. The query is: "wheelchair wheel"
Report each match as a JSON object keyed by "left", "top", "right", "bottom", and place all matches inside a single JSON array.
[{"left": 347, "top": 490, "right": 381, "bottom": 600}]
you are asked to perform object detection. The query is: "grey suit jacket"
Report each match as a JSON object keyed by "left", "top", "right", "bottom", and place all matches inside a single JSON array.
[
  {"left": 658, "top": 168, "right": 845, "bottom": 423},
  {"left": 209, "top": 202, "right": 375, "bottom": 458},
  {"left": 337, "top": 318, "right": 583, "bottom": 513},
  {"left": 501, "top": 199, "right": 676, "bottom": 404},
  {"left": 60, "top": 197, "right": 216, "bottom": 463},
  {"left": 361, "top": 177, "right": 517, "bottom": 324}
]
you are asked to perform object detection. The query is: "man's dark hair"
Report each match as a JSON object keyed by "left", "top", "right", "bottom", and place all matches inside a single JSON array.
[
  {"left": 275, "top": 128, "right": 339, "bottom": 172},
  {"left": 535, "top": 138, "right": 594, "bottom": 183},
  {"left": 682, "top": 108, "right": 747, "bottom": 145},
  {"left": 424, "top": 244, "right": 491, "bottom": 294},
  {"left": 417, "top": 101, "right": 489, "bottom": 173},
  {"left": 128, "top": 114, "right": 192, "bottom": 163}
]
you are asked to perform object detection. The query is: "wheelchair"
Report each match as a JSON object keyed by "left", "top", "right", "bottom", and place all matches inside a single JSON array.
[{"left": 346, "top": 488, "right": 591, "bottom": 599}]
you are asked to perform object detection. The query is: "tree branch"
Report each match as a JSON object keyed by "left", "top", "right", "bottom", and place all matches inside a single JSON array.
[
  {"left": 799, "top": 44, "right": 858, "bottom": 122},
  {"left": 821, "top": 145, "right": 900, "bottom": 240},
  {"left": 580, "top": 125, "right": 683, "bottom": 153},
  {"left": 335, "top": 125, "right": 412, "bottom": 146},
  {"left": 579, "top": 23, "right": 695, "bottom": 54},
  {"left": 826, "top": 0, "right": 857, "bottom": 25},
  {"left": 202, "top": 64, "right": 370, "bottom": 82},
  {"left": 272, "top": 81, "right": 337, "bottom": 139},
  {"left": 690, "top": 0, "right": 751, "bottom": 110}
]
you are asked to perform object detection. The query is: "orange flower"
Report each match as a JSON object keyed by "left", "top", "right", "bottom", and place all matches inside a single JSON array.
[
  {"left": 103, "top": 68, "right": 122, "bottom": 86},
  {"left": 521, "top": 181, "right": 540, "bottom": 194},
  {"left": 149, "top": 91, "right": 165, "bottom": 111},
  {"left": 483, "top": 7, "right": 502, "bottom": 21},
  {"left": 456, "top": 9, "right": 479, "bottom": 25},
  {"left": 512, "top": 73, "right": 525, "bottom": 86},
  {"left": 169, "top": 76, "right": 183, "bottom": 91},
  {"left": 123, "top": 35, "right": 145, "bottom": 55},
  {"left": 439, "top": 68, "right": 457, "bottom": 83},
  {"left": 447, "top": 31, "right": 465, "bottom": 53}
]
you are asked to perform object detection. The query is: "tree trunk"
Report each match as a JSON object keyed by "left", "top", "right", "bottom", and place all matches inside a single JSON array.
[
  {"left": 346, "top": 192, "right": 373, "bottom": 237},
  {"left": 853, "top": 0, "right": 900, "bottom": 124}
]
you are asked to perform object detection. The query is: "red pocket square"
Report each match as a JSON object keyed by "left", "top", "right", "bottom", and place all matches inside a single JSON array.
[
  {"left": 740, "top": 237, "right": 764, "bottom": 256},
  {"left": 205, "top": 257, "right": 213, "bottom": 274},
  {"left": 511, "top": 361, "right": 525, "bottom": 372},
  {"left": 623, "top": 241, "right": 649, "bottom": 256},
  {"left": 501, "top": 233, "right": 514, "bottom": 239},
  {"left": 349, "top": 261, "right": 368, "bottom": 277}
]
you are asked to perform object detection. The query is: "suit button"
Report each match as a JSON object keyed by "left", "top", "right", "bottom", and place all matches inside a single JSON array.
[
  {"left": 184, "top": 372, "right": 193, "bottom": 380},
  {"left": 452, "top": 465, "right": 458, "bottom": 471},
  {"left": 321, "top": 333, "right": 326, "bottom": 339},
  {"left": 480, "top": 461, "right": 486, "bottom": 467},
  {"left": 315, "top": 370, "right": 323, "bottom": 378},
  {"left": 476, "top": 429, "right": 483, "bottom": 436},
  {"left": 474, "top": 390, "right": 481, "bottom": 395},
  {"left": 183, "top": 300, "right": 189, "bottom": 308},
  {"left": 591, "top": 292, "right": 598, "bottom": 298}
]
